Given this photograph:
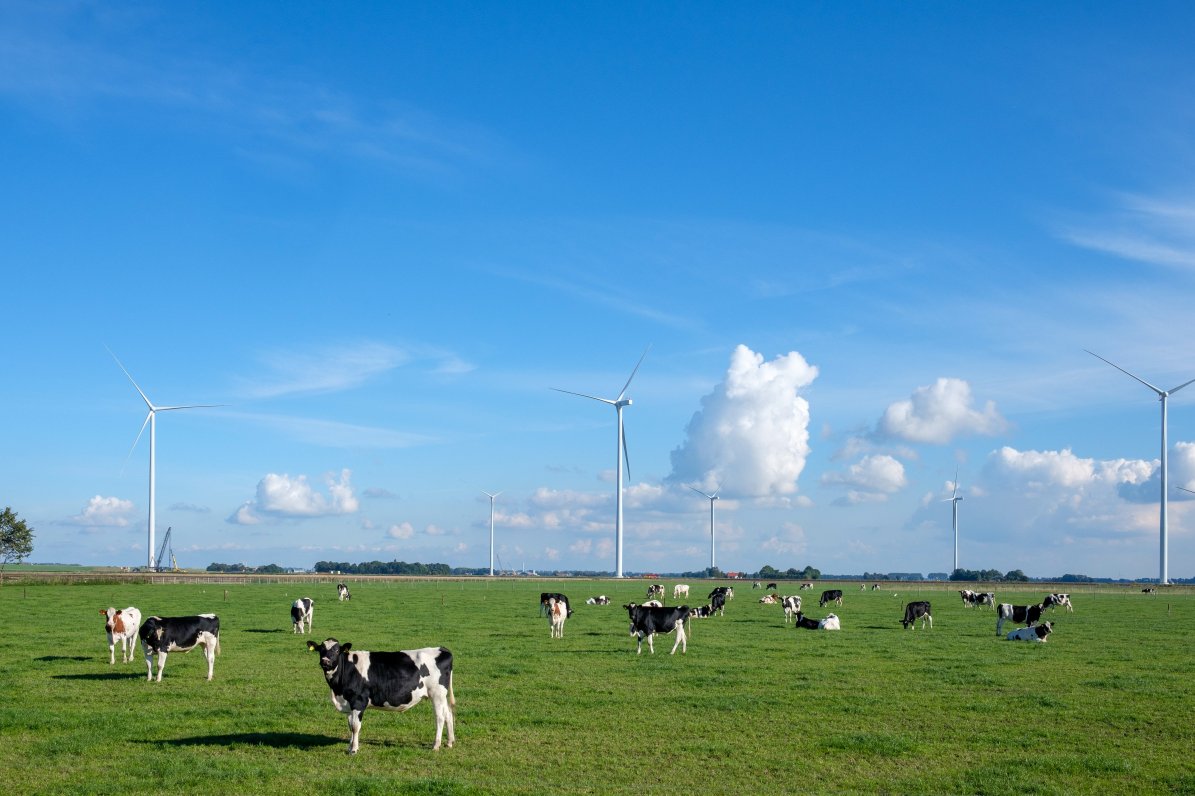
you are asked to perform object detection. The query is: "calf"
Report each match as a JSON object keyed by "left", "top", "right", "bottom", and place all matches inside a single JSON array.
[
  {"left": 1006, "top": 621, "right": 1053, "bottom": 643},
  {"left": 100, "top": 606, "right": 142, "bottom": 664},
  {"left": 646, "top": 583, "right": 665, "bottom": 599},
  {"left": 672, "top": 584, "right": 690, "bottom": 599},
  {"left": 548, "top": 598, "right": 567, "bottom": 638},
  {"left": 291, "top": 598, "right": 314, "bottom": 634},
  {"left": 139, "top": 614, "right": 220, "bottom": 681},
  {"left": 307, "top": 638, "right": 455, "bottom": 754},
  {"left": 819, "top": 589, "right": 843, "bottom": 608},
  {"left": 337, "top": 583, "right": 351, "bottom": 601},
  {"left": 782, "top": 595, "right": 802, "bottom": 623},
  {"left": 585, "top": 595, "right": 610, "bottom": 605},
  {"left": 901, "top": 601, "right": 932, "bottom": 630},
  {"left": 625, "top": 603, "right": 690, "bottom": 654},
  {"left": 995, "top": 603, "right": 1044, "bottom": 636},
  {"left": 1043, "top": 593, "right": 1073, "bottom": 613},
  {"left": 540, "top": 592, "right": 573, "bottom": 617}
]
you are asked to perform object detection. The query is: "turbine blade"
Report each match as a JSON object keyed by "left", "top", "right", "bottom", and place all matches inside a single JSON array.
[
  {"left": 106, "top": 346, "right": 155, "bottom": 410},
  {"left": 156, "top": 403, "right": 224, "bottom": 412},
  {"left": 124, "top": 411, "right": 152, "bottom": 470},
  {"left": 688, "top": 485, "right": 708, "bottom": 498},
  {"left": 1166, "top": 376, "right": 1195, "bottom": 396},
  {"left": 616, "top": 345, "right": 651, "bottom": 402},
  {"left": 1177, "top": 486, "right": 1195, "bottom": 495},
  {"left": 1086, "top": 350, "right": 1164, "bottom": 395},
  {"left": 551, "top": 387, "right": 616, "bottom": 405},
  {"left": 483, "top": 490, "right": 502, "bottom": 499}
]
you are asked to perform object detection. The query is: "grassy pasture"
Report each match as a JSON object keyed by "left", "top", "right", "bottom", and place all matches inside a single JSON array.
[{"left": 1, "top": 580, "right": 1192, "bottom": 795}]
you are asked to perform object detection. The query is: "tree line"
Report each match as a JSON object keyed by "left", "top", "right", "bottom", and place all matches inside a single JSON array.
[{"left": 314, "top": 560, "right": 453, "bottom": 576}]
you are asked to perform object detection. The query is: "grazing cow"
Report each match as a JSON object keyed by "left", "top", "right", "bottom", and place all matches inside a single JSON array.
[
  {"left": 689, "top": 605, "right": 715, "bottom": 619},
  {"left": 624, "top": 603, "right": 689, "bottom": 654},
  {"left": 758, "top": 593, "right": 778, "bottom": 605},
  {"left": 100, "top": 606, "right": 142, "bottom": 664},
  {"left": 1142, "top": 587, "right": 1157, "bottom": 594},
  {"left": 306, "top": 638, "right": 455, "bottom": 754},
  {"left": 673, "top": 584, "right": 690, "bottom": 599},
  {"left": 646, "top": 583, "right": 665, "bottom": 600},
  {"left": 337, "top": 583, "right": 351, "bottom": 602},
  {"left": 819, "top": 589, "right": 843, "bottom": 608},
  {"left": 548, "top": 598, "right": 567, "bottom": 638},
  {"left": 959, "top": 589, "right": 977, "bottom": 607},
  {"left": 901, "top": 601, "right": 932, "bottom": 630},
  {"left": 585, "top": 595, "right": 610, "bottom": 605},
  {"left": 860, "top": 583, "right": 867, "bottom": 591},
  {"left": 1006, "top": 621, "right": 1053, "bottom": 643},
  {"left": 782, "top": 595, "right": 802, "bottom": 623},
  {"left": 977, "top": 592, "right": 996, "bottom": 608},
  {"left": 872, "top": 583, "right": 880, "bottom": 591},
  {"left": 819, "top": 614, "right": 841, "bottom": 630},
  {"left": 766, "top": 582, "right": 778, "bottom": 591},
  {"left": 139, "top": 614, "right": 220, "bottom": 682},
  {"left": 1043, "top": 593, "right": 1073, "bottom": 613},
  {"left": 800, "top": 582, "right": 813, "bottom": 590},
  {"left": 540, "top": 593, "right": 573, "bottom": 617},
  {"left": 709, "top": 591, "right": 728, "bottom": 616},
  {"left": 291, "top": 598, "right": 314, "bottom": 634},
  {"left": 995, "top": 603, "right": 1044, "bottom": 636},
  {"left": 752, "top": 581, "right": 763, "bottom": 589}
]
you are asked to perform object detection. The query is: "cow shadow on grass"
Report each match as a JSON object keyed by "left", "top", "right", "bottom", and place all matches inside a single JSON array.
[
  {"left": 53, "top": 671, "right": 144, "bottom": 681},
  {"left": 242, "top": 628, "right": 286, "bottom": 634},
  {"left": 35, "top": 655, "right": 91, "bottom": 662},
  {"left": 142, "top": 732, "right": 341, "bottom": 749}
]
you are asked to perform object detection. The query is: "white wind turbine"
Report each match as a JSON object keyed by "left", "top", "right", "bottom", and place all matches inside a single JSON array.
[
  {"left": 483, "top": 490, "right": 502, "bottom": 577},
  {"left": 688, "top": 485, "right": 720, "bottom": 572},
  {"left": 109, "top": 349, "right": 221, "bottom": 569},
  {"left": 1087, "top": 350, "right": 1195, "bottom": 585},
  {"left": 553, "top": 346, "right": 650, "bottom": 579},
  {"left": 943, "top": 470, "right": 963, "bottom": 573}
]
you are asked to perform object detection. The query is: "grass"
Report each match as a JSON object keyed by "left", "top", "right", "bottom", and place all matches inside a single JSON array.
[{"left": 1, "top": 579, "right": 1192, "bottom": 794}]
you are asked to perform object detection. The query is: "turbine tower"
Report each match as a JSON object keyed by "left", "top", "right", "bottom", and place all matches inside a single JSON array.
[
  {"left": 483, "top": 490, "right": 502, "bottom": 577},
  {"left": 1087, "top": 350, "right": 1195, "bottom": 585},
  {"left": 688, "top": 485, "right": 720, "bottom": 572},
  {"left": 553, "top": 346, "right": 649, "bottom": 579},
  {"left": 109, "top": 349, "right": 220, "bottom": 569},
  {"left": 942, "top": 471, "right": 963, "bottom": 573}
]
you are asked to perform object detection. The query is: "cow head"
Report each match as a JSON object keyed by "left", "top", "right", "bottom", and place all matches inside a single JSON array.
[
  {"left": 1035, "top": 622, "right": 1053, "bottom": 639},
  {"left": 307, "top": 638, "right": 350, "bottom": 673}
]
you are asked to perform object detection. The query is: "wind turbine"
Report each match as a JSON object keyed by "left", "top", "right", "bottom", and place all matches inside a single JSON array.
[
  {"left": 688, "top": 485, "right": 720, "bottom": 572},
  {"left": 942, "top": 470, "right": 963, "bottom": 573},
  {"left": 553, "top": 346, "right": 650, "bottom": 579},
  {"left": 109, "top": 348, "right": 221, "bottom": 569},
  {"left": 1087, "top": 350, "right": 1195, "bottom": 585},
  {"left": 482, "top": 491, "right": 502, "bottom": 577}
]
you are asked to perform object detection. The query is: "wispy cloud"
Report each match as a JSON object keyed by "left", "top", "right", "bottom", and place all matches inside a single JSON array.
[
  {"left": 223, "top": 410, "right": 435, "bottom": 449},
  {"left": 1058, "top": 193, "right": 1195, "bottom": 271}
]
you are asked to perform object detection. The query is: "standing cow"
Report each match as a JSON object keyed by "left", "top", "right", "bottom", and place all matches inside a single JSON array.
[
  {"left": 625, "top": 603, "right": 689, "bottom": 654},
  {"left": 819, "top": 589, "right": 844, "bottom": 608},
  {"left": 337, "top": 583, "right": 351, "bottom": 601},
  {"left": 901, "top": 601, "right": 932, "bottom": 630},
  {"left": 100, "top": 606, "right": 142, "bottom": 664},
  {"left": 548, "top": 597, "right": 568, "bottom": 638},
  {"left": 995, "top": 603, "right": 1044, "bottom": 636},
  {"left": 291, "top": 597, "right": 314, "bottom": 634},
  {"left": 139, "top": 614, "right": 221, "bottom": 681}
]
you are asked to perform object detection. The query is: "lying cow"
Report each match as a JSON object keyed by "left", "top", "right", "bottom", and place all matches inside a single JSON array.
[
  {"left": 291, "top": 598, "right": 314, "bottom": 634},
  {"left": 100, "top": 606, "right": 141, "bottom": 664},
  {"left": 901, "top": 601, "right": 932, "bottom": 630},
  {"left": 585, "top": 595, "right": 610, "bottom": 605},
  {"left": 307, "top": 638, "right": 455, "bottom": 754},
  {"left": 1007, "top": 621, "right": 1053, "bottom": 643},
  {"left": 782, "top": 596, "right": 802, "bottom": 623},
  {"left": 548, "top": 598, "right": 567, "bottom": 638},
  {"left": 625, "top": 603, "right": 689, "bottom": 654},
  {"left": 1043, "top": 593, "right": 1073, "bottom": 613},
  {"left": 819, "top": 613, "right": 841, "bottom": 630},
  {"left": 337, "top": 583, "right": 351, "bottom": 601},
  {"left": 819, "top": 589, "right": 843, "bottom": 608},
  {"left": 995, "top": 603, "right": 1044, "bottom": 636},
  {"left": 139, "top": 614, "right": 220, "bottom": 681},
  {"left": 688, "top": 605, "right": 715, "bottom": 619},
  {"left": 758, "top": 593, "right": 779, "bottom": 605}
]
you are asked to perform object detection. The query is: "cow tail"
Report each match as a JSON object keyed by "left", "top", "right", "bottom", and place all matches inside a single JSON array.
[{"left": 448, "top": 668, "right": 456, "bottom": 707}]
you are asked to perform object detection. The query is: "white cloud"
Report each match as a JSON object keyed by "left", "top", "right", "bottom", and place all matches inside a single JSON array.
[
  {"left": 71, "top": 495, "right": 135, "bottom": 527},
  {"left": 760, "top": 522, "right": 808, "bottom": 556},
  {"left": 228, "top": 469, "right": 359, "bottom": 524},
  {"left": 822, "top": 454, "right": 907, "bottom": 502},
  {"left": 878, "top": 378, "right": 1007, "bottom": 444},
  {"left": 387, "top": 522, "right": 415, "bottom": 539},
  {"left": 669, "top": 344, "right": 818, "bottom": 498}
]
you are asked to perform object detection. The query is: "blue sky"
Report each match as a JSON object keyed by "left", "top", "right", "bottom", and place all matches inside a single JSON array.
[{"left": 5, "top": 2, "right": 1195, "bottom": 579}]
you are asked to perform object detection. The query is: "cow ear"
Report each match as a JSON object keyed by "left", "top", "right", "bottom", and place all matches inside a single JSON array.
[
  {"left": 306, "top": 640, "right": 319, "bottom": 651},
  {"left": 340, "top": 643, "right": 352, "bottom": 654}
]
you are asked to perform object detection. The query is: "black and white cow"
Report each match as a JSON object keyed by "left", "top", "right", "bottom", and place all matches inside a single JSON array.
[
  {"left": 138, "top": 614, "right": 220, "bottom": 681},
  {"left": 1043, "top": 593, "right": 1073, "bottom": 613},
  {"left": 799, "top": 582, "right": 814, "bottom": 590},
  {"left": 539, "top": 592, "right": 573, "bottom": 617},
  {"left": 792, "top": 611, "right": 821, "bottom": 630},
  {"left": 819, "top": 589, "right": 843, "bottom": 608},
  {"left": 646, "top": 583, "right": 665, "bottom": 600},
  {"left": 1006, "top": 621, "right": 1053, "bottom": 643},
  {"left": 1142, "top": 587, "right": 1157, "bottom": 594},
  {"left": 959, "top": 589, "right": 978, "bottom": 607},
  {"left": 766, "top": 582, "right": 778, "bottom": 591},
  {"left": 782, "top": 595, "right": 802, "bottom": 623},
  {"left": 995, "top": 603, "right": 1044, "bottom": 636},
  {"left": 100, "top": 606, "right": 141, "bottom": 664},
  {"left": 688, "top": 605, "right": 715, "bottom": 619},
  {"left": 901, "top": 601, "right": 932, "bottom": 630},
  {"left": 307, "top": 638, "right": 455, "bottom": 754},
  {"left": 625, "top": 603, "right": 689, "bottom": 654},
  {"left": 585, "top": 595, "right": 610, "bottom": 605},
  {"left": 337, "top": 583, "right": 351, "bottom": 601},
  {"left": 752, "top": 581, "right": 763, "bottom": 589},
  {"left": 977, "top": 592, "right": 996, "bottom": 608},
  {"left": 291, "top": 598, "right": 314, "bottom": 634},
  {"left": 709, "top": 591, "right": 728, "bottom": 617},
  {"left": 708, "top": 586, "right": 734, "bottom": 603}
]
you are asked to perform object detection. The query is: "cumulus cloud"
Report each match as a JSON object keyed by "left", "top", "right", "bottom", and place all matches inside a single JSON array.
[
  {"left": 669, "top": 344, "right": 818, "bottom": 498},
  {"left": 228, "top": 469, "right": 359, "bottom": 524},
  {"left": 71, "top": 495, "right": 135, "bottom": 527},
  {"left": 387, "top": 522, "right": 415, "bottom": 539},
  {"left": 822, "top": 454, "right": 907, "bottom": 505},
  {"left": 878, "top": 378, "right": 1007, "bottom": 444}
]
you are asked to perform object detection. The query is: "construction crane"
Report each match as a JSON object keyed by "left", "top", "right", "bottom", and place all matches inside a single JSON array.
[{"left": 155, "top": 527, "right": 181, "bottom": 572}]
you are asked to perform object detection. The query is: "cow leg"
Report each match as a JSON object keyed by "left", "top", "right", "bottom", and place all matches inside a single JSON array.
[
  {"left": 646, "top": 633, "right": 655, "bottom": 654},
  {"left": 431, "top": 689, "right": 455, "bottom": 750},
  {"left": 995, "top": 618, "right": 1004, "bottom": 636},
  {"left": 347, "top": 709, "right": 364, "bottom": 754},
  {"left": 108, "top": 637, "right": 116, "bottom": 665},
  {"left": 670, "top": 623, "right": 687, "bottom": 655},
  {"left": 155, "top": 651, "right": 167, "bottom": 682},
  {"left": 203, "top": 642, "right": 216, "bottom": 681}
]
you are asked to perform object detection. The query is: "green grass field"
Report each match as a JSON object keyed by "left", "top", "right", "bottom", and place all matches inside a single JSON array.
[{"left": 0, "top": 579, "right": 1192, "bottom": 795}]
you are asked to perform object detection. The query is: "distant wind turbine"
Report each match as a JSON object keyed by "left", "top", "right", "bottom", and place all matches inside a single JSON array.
[
  {"left": 688, "top": 485, "right": 720, "bottom": 572},
  {"left": 1087, "top": 350, "right": 1195, "bottom": 585},
  {"left": 483, "top": 490, "right": 502, "bottom": 577},
  {"left": 553, "top": 346, "right": 650, "bottom": 579},
  {"left": 109, "top": 348, "right": 221, "bottom": 569},
  {"left": 942, "top": 471, "right": 963, "bottom": 573}
]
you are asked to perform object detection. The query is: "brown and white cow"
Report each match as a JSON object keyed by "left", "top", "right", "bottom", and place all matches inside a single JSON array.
[{"left": 100, "top": 606, "right": 142, "bottom": 664}]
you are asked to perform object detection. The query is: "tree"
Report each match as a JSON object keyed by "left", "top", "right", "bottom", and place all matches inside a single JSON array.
[{"left": 0, "top": 507, "right": 34, "bottom": 585}]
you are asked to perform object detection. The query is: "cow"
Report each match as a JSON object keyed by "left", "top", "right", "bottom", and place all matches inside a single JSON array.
[
  {"left": 624, "top": 603, "right": 689, "bottom": 654},
  {"left": 977, "top": 592, "right": 996, "bottom": 608},
  {"left": 901, "top": 601, "right": 932, "bottom": 630},
  {"left": 689, "top": 605, "right": 715, "bottom": 619},
  {"left": 799, "top": 582, "right": 813, "bottom": 590},
  {"left": 337, "top": 583, "right": 351, "bottom": 602},
  {"left": 959, "top": 589, "right": 977, "bottom": 607},
  {"left": 766, "top": 582, "right": 778, "bottom": 591},
  {"left": 819, "top": 613, "right": 841, "bottom": 630},
  {"left": 540, "top": 593, "right": 573, "bottom": 617},
  {"left": 673, "top": 584, "right": 690, "bottom": 599},
  {"left": 1043, "top": 593, "right": 1073, "bottom": 613},
  {"left": 585, "top": 595, "right": 610, "bottom": 605},
  {"left": 306, "top": 638, "right": 455, "bottom": 754},
  {"left": 291, "top": 598, "right": 314, "bottom": 634},
  {"left": 548, "top": 598, "right": 567, "bottom": 638},
  {"left": 646, "top": 583, "right": 665, "bottom": 599},
  {"left": 708, "top": 586, "right": 734, "bottom": 602},
  {"left": 995, "top": 603, "right": 1044, "bottom": 636},
  {"left": 138, "top": 614, "right": 220, "bottom": 682},
  {"left": 709, "top": 591, "right": 727, "bottom": 616},
  {"left": 819, "top": 589, "right": 843, "bottom": 608},
  {"left": 782, "top": 595, "right": 802, "bottom": 623},
  {"left": 758, "top": 593, "right": 778, "bottom": 605},
  {"left": 641, "top": 599, "right": 664, "bottom": 608},
  {"left": 100, "top": 606, "right": 141, "bottom": 664},
  {"left": 1007, "top": 621, "right": 1053, "bottom": 643},
  {"left": 872, "top": 583, "right": 880, "bottom": 591},
  {"left": 752, "top": 581, "right": 763, "bottom": 589},
  {"left": 1142, "top": 587, "right": 1157, "bottom": 594}
]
